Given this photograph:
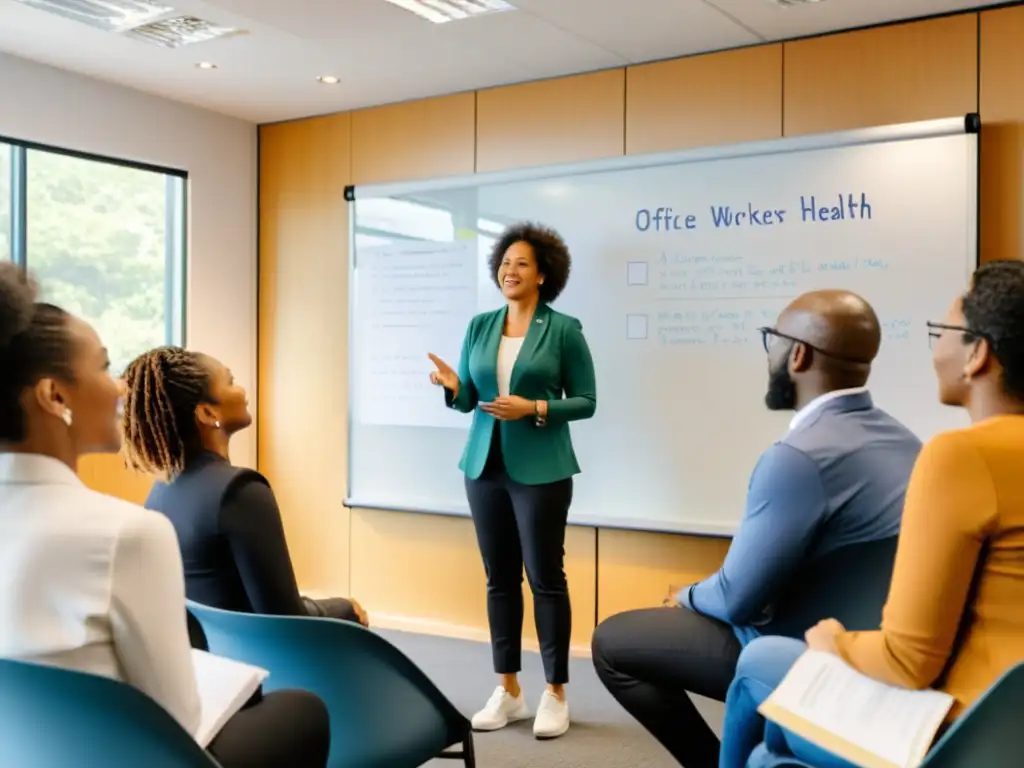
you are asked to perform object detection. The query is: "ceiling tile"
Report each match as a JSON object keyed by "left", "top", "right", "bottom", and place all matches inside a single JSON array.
[
  {"left": 513, "top": 0, "right": 762, "bottom": 62},
  {"left": 708, "top": 0, "right": 997, "bottom": 40}
]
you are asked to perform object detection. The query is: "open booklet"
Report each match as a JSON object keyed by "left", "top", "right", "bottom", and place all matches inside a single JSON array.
[
  {"left": 191, "top": 649, "right": 270, "bottom": 748},
  {"left": 758, "top": 650, "right": 954, "bottom": 768}
]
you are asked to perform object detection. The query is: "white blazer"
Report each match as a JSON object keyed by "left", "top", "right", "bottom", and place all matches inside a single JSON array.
[{"left": 0, "top": 452, "right": 201, "bottom": 735}]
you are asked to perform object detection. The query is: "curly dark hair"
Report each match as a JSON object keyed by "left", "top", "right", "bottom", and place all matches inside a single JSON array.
[
  {"left": 0, "top": 263, "right": 74, "bottom": 443},
  {"left": 488, "top": 222, "right": 572, "bottom": 303},
  {"left": 962, "top": 259, "right": 1024, "bottom": 401},
  {"left": 121, "top": 346, "right": 213, "bottom": 479}
]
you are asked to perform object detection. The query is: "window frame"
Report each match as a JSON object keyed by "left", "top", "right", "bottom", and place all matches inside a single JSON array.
[{"left": 1, "top": 134, "right": 188, "bottom": 348}]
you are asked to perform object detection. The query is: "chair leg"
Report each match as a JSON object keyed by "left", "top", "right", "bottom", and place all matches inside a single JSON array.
[{"left": 463, "top": 732, "right": 476, "bottom": 768}]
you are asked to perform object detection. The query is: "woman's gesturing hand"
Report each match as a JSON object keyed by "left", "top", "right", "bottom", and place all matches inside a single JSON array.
[{"left": 428, "top": 353, "right": 459, "bottom": 392}]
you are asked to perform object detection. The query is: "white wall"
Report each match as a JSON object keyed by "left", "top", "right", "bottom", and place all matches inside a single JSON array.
[{"left": 0, "top": 51, "right": 258, "bottom": 467}]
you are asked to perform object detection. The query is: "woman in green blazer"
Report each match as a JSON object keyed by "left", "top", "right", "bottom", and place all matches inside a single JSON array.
[{"left": 429, "top": 222, "right": 596, "bottom": 740}]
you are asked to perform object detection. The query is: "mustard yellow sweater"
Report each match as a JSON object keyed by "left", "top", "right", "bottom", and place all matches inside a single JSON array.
[{"left": 836, "top": 415, "right": 1024, "bottom": 719}]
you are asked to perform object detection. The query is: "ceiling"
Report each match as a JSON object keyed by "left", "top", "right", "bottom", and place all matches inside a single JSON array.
[{"left": 0, "top": 0, "right": 1004, "bottom": 124}]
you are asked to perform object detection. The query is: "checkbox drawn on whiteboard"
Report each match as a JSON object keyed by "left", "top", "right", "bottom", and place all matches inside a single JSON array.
[
  {"left": 626, "top": 314, "right": 649, "bottom": 340},
  {"left": 627, "top": 261, "right": 649, "bottom": 286}
]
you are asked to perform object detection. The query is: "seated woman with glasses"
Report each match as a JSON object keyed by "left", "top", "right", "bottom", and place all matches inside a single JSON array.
[
  {"left": 121, "top": 346, "right": 368, "bottom": 627},
  {"left": 0, "top": 263, "right": 330, "bottom": 767},
  {"left": 719, "top": 260, "right": 1024, "bottom": 768}
]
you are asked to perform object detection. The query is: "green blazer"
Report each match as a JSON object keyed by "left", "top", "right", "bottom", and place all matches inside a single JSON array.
[{"left": 445, "top": 302, "right": 597, "bottom": 485}]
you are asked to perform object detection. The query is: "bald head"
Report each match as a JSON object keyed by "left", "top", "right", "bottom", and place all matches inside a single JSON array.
[{"left": 776, "top": 289, "right": 881, "bottom": 367}]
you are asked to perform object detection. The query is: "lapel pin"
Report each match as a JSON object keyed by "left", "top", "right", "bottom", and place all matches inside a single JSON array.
[{"left": 536, "top": 318, "right": 544, "bottom": 323}]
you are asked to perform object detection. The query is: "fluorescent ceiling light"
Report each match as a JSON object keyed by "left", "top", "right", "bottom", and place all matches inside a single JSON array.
[
  {"left": 317, "top": 75, "right": 340, "bottom": 84},
  {"left": 382, "top": 0, "right": 515, "bottom": 24},
  {"left": 768, "top": 0, "right": 826, "bottom": 6},
  {"left": 12, "top": 0, "right": 175, "bottom": 32},
  {"left": 13, "top": 0, "right": 247, "bottom": 47}
]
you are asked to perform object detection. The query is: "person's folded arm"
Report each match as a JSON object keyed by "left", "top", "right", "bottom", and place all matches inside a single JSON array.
[
  {"left": 220, "top": 476, "right": 307, "bottom": 616},
  {"left": 109, "top": 514, "right": 202, "bottom": 735},
  {"left": 835, "top": 432, "right": 997, "bottom": 689},
  {"left": 546, "top": 319, "right": 597, "bottom": 424},
  {"left": 446, "top": 319, "right": 479, "bottom": 413},
  {"left": 682, "top": 443, "right": 826, "bottom": 626}
]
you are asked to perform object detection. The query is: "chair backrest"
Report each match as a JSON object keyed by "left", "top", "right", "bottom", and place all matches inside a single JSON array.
[
  {"left": 760, "top": 536, "right": 899, "bottom": 639},
  {"left": 922, "top": 661, "right": 1024, "bottom": 768},
  {"left": 0, "top": 658, "right": 218, "bottom": 768},
  {"left": 187, "top": 600, "right": 468, "bottom": 766}
]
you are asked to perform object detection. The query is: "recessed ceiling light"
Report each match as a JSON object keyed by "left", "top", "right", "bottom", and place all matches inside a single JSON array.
[
  {"left": 196, "top": 61, "right": 217, "bottom": 69},
  {"left": 317, "top": 75, "right": 340, "bottom": 85},
  {"left": 382, "top": 0, "right": 515, "bottom": 24}
]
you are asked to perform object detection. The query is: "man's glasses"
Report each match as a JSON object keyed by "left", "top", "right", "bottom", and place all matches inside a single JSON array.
[
  {"left": 756, "top": 327, "right": 871, "bottom": 365},
  {"left": 926, "top": 321, "right": 988, "bottom": 349}
]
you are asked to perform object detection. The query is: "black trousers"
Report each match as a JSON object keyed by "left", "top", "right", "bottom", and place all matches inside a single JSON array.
[
  {"left": 303, "top": 596, "right": 360, "bottom": 623},
  {"left": 207, "top": 689, "right": 330, "bottom": 767},
  {"left": 464, "top": 444, "right": 573, "bottom": 685},
  {"left": 591, "top": 606, "right": 741, "bottom": 768}
]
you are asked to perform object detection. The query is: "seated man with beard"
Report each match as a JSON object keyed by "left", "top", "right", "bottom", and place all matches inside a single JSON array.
[{"left": 591, "top": 290, "right": 923, "bottom": 768}]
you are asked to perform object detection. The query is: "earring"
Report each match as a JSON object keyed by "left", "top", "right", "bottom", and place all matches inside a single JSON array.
[
  {"left": 61, "top": 407, "right": 73, "bottom": 427},
  {"left": 215, "top": 421, "right": 221, "bottom": 429}
]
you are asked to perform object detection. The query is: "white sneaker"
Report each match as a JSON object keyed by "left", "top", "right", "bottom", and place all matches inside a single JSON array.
[
  {"left": 471, "top": 686, "right": 530, "bottom": 731},
  {"left": 533, "top": 690, "right": 570, "bottom": 739}
]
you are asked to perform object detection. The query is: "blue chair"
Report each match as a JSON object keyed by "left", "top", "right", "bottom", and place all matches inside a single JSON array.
[
  {"left": 0, "top": 658, "right": 219, "bottom": 767},
  {"left": 187, "top": 601, "right": 474, "bottom": 768},
  {"left": 760, "top": 536, "right": 899, "bottom": 639},
  {"left": 918, "top": 660, "right": 1024, "bottom": 767}
]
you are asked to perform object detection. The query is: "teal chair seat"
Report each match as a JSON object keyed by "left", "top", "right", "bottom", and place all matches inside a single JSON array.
[
  {"left": 187, "top": 600, "right": 474, "bottom": 768},
  {"left": 761, "top": 536, "right": 900, "bottom": 639},
  {"left": 0, "top": 658, "right": 218, "bottom": 767}
]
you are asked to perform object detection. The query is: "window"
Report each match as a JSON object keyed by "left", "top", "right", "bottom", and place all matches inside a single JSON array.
[
  {"left": 3, "top": 143, "right": 186, "bottom": 374},
  {"left": 0, "top": 143, "right": 9, "bottom": 259}
]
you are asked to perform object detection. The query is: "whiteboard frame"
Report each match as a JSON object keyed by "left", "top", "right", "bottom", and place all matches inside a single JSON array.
[{"left": 343, "top": 114, "right": 980, "bottom": 537}]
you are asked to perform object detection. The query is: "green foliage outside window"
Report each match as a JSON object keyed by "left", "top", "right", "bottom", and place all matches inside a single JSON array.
[
  {"left": 1, "top": 144, "right": 184, "bottom": 375},
  {"left": 0, "top": 144, "right": 9, "bottom": 259}
]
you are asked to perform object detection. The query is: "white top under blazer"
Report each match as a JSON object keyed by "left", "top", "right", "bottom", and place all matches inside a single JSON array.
[
  {"left": 496, "top": 335, "right": 525, "bottom": 398},
  {"left": 0, "top": 452, "right": 201, "bottom": 735}
]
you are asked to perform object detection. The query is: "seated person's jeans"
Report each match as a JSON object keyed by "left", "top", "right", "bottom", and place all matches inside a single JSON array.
[{"left": 720, "top": 636, "right": 858, "bottom": 768}]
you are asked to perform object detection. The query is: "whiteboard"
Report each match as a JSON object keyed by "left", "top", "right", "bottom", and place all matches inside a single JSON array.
[{"left": 347, "top": 116, "right": 978, "bottom": 535}]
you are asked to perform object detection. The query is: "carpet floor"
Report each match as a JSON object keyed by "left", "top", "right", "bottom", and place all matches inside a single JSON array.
[{"left": 380, "top": 629, "right": 724, "bottom": 768}]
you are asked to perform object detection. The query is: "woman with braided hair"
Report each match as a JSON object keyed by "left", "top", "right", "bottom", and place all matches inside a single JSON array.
[
  {"left": 122, "top": 345, "right": 368, "bottom": 625},
  {"left": 0, "top": 263, "right": 330, "bottom": 766}
]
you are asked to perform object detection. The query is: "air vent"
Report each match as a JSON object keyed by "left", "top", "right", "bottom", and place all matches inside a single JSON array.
[
  {"left": 123, "top": 16, "right": 246, "bottom": 48},
  {"left": 12, "top": 0, "right": 174, "bottom": 32},
  {"left": 382, "top": 0, "right": 515, "bottom": 24},
  {"left": 12, "top": 0, "right": 247, "bottom": 47}
]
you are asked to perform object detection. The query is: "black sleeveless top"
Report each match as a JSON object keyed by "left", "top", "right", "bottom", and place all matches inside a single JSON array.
[{"left": 146, "top": 452, "right": 306, "bottom": 619}]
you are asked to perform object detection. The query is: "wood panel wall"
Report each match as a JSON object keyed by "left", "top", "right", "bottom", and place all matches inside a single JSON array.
[
  {"left": 79, "top": 454, "right": 152, "bottom": 505},
  {"left": 253, "top": 8, "right": 1018, "bottom": 649},
  {"left": 258, "top": 114, "right": 353, "bottom": 595},
  {"left": 979, "top": 6, "right": 1024, "bottom": 263}
]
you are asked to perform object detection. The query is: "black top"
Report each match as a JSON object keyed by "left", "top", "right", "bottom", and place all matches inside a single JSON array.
[{"left": 146, "top": 452, "right": 306, "bottom": 616}]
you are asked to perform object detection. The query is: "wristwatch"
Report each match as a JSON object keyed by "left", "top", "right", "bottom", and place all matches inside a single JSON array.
[{"left": 534, "top": 400, "right": 547, "bottom": 427}]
